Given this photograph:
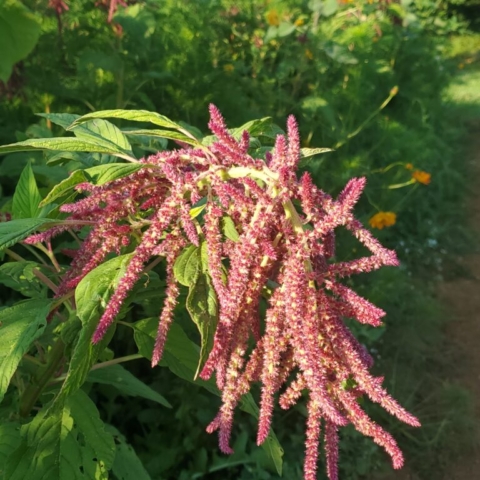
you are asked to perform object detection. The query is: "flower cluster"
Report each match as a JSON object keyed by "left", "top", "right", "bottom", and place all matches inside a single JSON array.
[{"left": 28, "top": 105, "right": 419, "bottom": 479}]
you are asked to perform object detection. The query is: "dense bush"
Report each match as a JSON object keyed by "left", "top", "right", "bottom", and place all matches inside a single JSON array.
[{"left": 0, "top": 1, "right": 476, "bottom": 479}]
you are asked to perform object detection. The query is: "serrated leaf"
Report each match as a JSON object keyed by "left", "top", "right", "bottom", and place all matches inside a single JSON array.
[
  {"left": 37, "top": 113, "right": 136, "bottom": 161},
  {"left": 5, "top": 390, "right": 115, "bottom": 480},
  {"left": 67, "top": 389, "right": 116, "bottom": 475},
  {"left": 106, "top": 425, "right": 152, "bottom": 480},
  {"left": 0, "top": 137, "right": 136, "bottom": 162},
  {"left": 0, "top": 299, "right": 51, "bottom": 403},
  {"left": 58, "top": 316, "right": 115, "bottom": 403},
  {"left": 68, "top": 109, "right": 192, "bottom": 137},
  {"left": 58, "top": 255, "right": 134, "bottom": 402},
  {"left": 0, "top": 218, "right": 56, "bottom": 251},
  {"left": 76, "top": 253, "right": 134, "bottom": 324},
  {"left": 39, "top": 170, "right": 87, "bottom": 207},
  {"left": 186, "top": 255, "right": 218, "bottom": 379},
  {"left": 0, "top": 261, "right": 47, "bottom": 298},
  {"left": 132, "top": 319, "right": 283, "bottom": 473},
  {"left": 84, "top": 163, "right": 145, "bottom": 186},
  {"left": 40, "top": 164, "right": 144, "bottom": 207},
  {"left": 12, "top": 163, "right": 42, "bottom": 219},
  {"left": 0, "top": 423, "right": 21, "bottom": 476},
  {"left": 87, "top": 364, "right": 171, "bottom": 408},
  {"left": 124, "top": 128, "right": 201, "bottom": 147},
  {"left": 173, "top": 245, "right": 200, "bottom": 287},
  {"left": 72, "top": 119, "right": 135, "bottom": 157},
  {"left": 222, "top": 216, "right": 240, "bottom": 242}
]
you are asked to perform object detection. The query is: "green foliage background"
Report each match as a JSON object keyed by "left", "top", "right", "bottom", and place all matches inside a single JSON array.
[{"left": 0, "top": 1, "right": 479, "bottom": 479}]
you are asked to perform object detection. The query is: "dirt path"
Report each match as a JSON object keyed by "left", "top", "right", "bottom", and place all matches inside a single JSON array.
[
  {"left": 438, "top": 123, "right": 480, "bottom": 479},
  {"left": 374, "top": 122, "right": 480, "bottom": 480}
]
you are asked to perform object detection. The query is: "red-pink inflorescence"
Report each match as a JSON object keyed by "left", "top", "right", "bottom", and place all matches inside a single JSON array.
[{"left": 27, "top": 105, "right": 419, "bottom": 479}]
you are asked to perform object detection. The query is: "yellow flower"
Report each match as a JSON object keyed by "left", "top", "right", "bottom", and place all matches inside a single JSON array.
[
  {"left": 266, "top": 9, "right": 280, "bottom": 26},
  {"left": 294, "top": 18, "right": 304, "bottom": 26},
  {"left": 223, "top": 64, "right": 234, "bottom": 73},
  {"left": 369, "top": 212, "right": 397, "bottom": 230},
  {"left": 305, "top": 49, "right": 313, "bottom": 60},
  {"left": 412, "top": 170, "right": 431, "bottom": 185}
]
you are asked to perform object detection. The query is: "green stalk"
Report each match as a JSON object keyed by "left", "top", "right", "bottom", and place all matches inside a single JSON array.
[{"left": 19, "top": 339, "right": 66, "bottom": 417}]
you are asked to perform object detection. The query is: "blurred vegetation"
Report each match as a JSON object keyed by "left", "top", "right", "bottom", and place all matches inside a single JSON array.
[{"left": 1, "top": 0, "right": 480, "bottom": 479}]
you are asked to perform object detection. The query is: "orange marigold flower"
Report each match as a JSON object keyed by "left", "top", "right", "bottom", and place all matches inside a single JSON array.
[
  {"left": 405, "top": 163, "right": 414, "bottom": 170},
  {"left": 266, "top": 9, "right": 280, "bottom": 26},
  {"left": 412, "top": 170, "right": 431, "bottom": 185},
  {"left": 369, "top": 212, "right": 397, "bottom": 230}
]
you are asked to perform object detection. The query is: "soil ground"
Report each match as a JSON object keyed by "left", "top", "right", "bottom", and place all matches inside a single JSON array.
[{"left": 438, "top": 123, "right": 480, "bottom": 480}]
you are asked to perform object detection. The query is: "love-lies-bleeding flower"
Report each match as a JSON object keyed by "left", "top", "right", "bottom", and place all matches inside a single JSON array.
[{"left": 28, "top": 105, "right": 419, "bottom": 480}]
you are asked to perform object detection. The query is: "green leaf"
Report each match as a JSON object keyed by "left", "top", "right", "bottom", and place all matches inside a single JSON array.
[
  {"left": 84, "top": 163, "right": 145, "bottom": 186},
  {"left": 133, "top": 319, "right": 283, "bottom": 473},
  {"left": 39, "top": 170, "right": 87, "bottom": 207},
  {"left": 59, "top": 314, "right": 116, "bottom": 404},
  {"left": 58, "top": 255, "right": 135, "bottom": 401},
  {"left": 0, "top": 1, "right": 41, "bottom": 82},
  {"left": 37, "top": 113, "right": 136, "bottom": 161},
  {"left": 45, "top": 151, "right": 89, "bottom": 166},
  {"left": 323, "top": 41, "right": 358, "bottom": 65},
  {"left": 322, "top": 0, "right": 338, "bottom": 16},
  {"left": 0, "top": 261, "right": 47, "bottom": 298},
  {"left": 12, "top": 163, "right": 42, "bottom": 219},
  {"left": 0, "top": 299, "right": 51, "bottom": 403},
  {"left": 187, "top": 243, "right": 218, "bottom": 378},
  {"left": 277, "top": 21, "right": 296, "bottom": 37},
  {"left": 0, "top": 137, "right": 136, "bottom": 162},
  {"left": 124, "top": 128, "right": 201, "bottom": 147},
  {"left": 238, "top": 394, "right": 284, "bottom": 476},
  {"left": 75, "top": 253, "right": 134, "bottom": 324},
  {"left": 0, "top": 423, "right": 21, "bottom": 476},
  {"left": 106, "top": 425, "right": 152, "bottom": 480},
  {"left": 222, "top": 216, "right": 240, "bottom": 242},
  {"left": 71, "top": 119, "right": 135, "bottom": 158},
  {"left": 68, "top": 109, "right": 191, "bottom": 136},
  {"left": 0, "top": 218, "right": 56, "bottom": 251},
  {"left": 37, "top": 113, "right": 81, "bottom": 130},
  {"left": 6, "top": 390, "right": 115, "bottom": 480},
  {"left": 186, "top": 270, "right": 218, "bottom": 379},
  {"left": 300, "top": 147, "right": 334, "bottom": 158},
  {"left": 87, "top": 364, "right": 171, "bottom": 408},
  {"left": 203, "top": 118, "right": 284, "bottom": 146},
  {"left": 173, "top": 245, "right": 201, "bottom": 287},
  {"left": 40, "top": 163, "right": 144, "bottom": 207},
  {"left": 189, "top": 202, "right": 206, "bottom": 219},
  {"left": 67, "top": 390, "right": 116, "bottom": 474},
  {"left": 133, "top": 319, "right": 219, "bottom": 396}
]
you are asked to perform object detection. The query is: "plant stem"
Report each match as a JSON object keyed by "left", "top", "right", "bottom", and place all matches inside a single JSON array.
[
  {"left": 19, "top": 339, "right": 66, "bottom": 417},
  {"left": 49, "top": 353, "right": 143, "bottom": 384},
  {"left": 4, "top": 248, "right": 25, "bottom": 262},
  {"left": 33, "top": 268, "right": 59, "bottom": 294}
]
